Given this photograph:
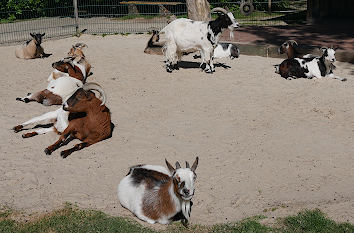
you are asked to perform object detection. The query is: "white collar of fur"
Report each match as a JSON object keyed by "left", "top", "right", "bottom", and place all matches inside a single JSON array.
[{"left": 181, "top": 200, "right": 191, "bottom": 222}]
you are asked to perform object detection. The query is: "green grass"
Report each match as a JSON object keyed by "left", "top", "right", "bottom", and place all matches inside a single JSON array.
[{"left": 0, "top": 205, "right": 353, "bottom": 233}]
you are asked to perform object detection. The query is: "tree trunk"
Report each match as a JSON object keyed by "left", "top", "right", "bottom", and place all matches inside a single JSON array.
[{"left": 186, "top": 0, "right": 211, "bottom": 21}]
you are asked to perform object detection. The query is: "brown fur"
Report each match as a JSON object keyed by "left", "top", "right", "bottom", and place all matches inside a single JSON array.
[
  {"left": 15, "top": 33, "right": 47, "bottom": 59},
  {"left": 52, "top": 61, "right": 85, "bottom": 82},
  {"left": 140, "top": 173, "right": 176, "bottom": 220},
  {"left": 44, "top": 90, "right": 112, "bottom": 158},
  {"left": 16, "top": 89, "right": 62, "bottom": 106},
  {"left": 67, "top": 45, "right": 91, "bottom": 79},
  {"left": 144, "top": 31, "right": 165, "bottom": 55}
]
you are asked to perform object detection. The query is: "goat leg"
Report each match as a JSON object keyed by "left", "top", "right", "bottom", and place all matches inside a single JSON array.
[
  {"left": 60, "top": 142, "right": 89, "bottom": 158},
  {"left": 44, "top": 131, "right": 70, "bottom": 155}
]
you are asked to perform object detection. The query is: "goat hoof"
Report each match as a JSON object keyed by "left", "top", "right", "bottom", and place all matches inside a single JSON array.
[
  {"left": 44, "top": 148, "right": 52, "bottom": 155},
  {"left": 13, "top": 125, "right": 23, "bottom": 132},
  {"left": 166, "top": 69, "right": 172, "bottom": 73},
  {"left": 16, "top": 97, "right": 22, "bottom": 101},
  {"left": 60, "top": 151, "right": 69, "bottom": 158}
]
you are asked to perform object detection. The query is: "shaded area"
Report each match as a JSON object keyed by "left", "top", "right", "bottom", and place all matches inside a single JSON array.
[{"left": 222, "top": 23, "right": 354, "bottom": 51}]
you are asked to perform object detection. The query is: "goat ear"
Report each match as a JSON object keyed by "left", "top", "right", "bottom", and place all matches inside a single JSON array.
[
  {"left": 41, "top": 33, "right": 45, "bottom": 37},
  {"left": 165, "top": 159, "right": 175, "bottom": 173},
  {"left": 186, "top": 161, "right": 190, "bottom": 168},
  {"left": 319, "top": 46, "right": 327, "bottom": 53},
  {"left": 30, "top": 33, "right": 35, "bottom": 37},
  {"left": 175, "top": 161, "right": 181, "bottom": 169},
  {"left": 191, "top": 157, "right": 199, "bottom": 172}
]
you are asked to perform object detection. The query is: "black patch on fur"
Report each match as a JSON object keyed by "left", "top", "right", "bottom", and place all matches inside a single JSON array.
[
  {"left": 279, "top": 58, "right": 309, "bottom": 79},
  {"left": 317, "top": 56, "right": 327, "bottom": 77},
  {"left": 130, "top": 167, "right": 170, "bottom": 187},
  {"left": 219, "top": 43, "right": 229, "bottom": 50},
  {"left": 207, "top": 14, "right": 233, "bottom": 45}
]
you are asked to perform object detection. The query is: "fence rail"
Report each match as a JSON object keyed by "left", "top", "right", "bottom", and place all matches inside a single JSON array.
[{"left": 0, "top": 0, "right": 307, "bottom": 45}]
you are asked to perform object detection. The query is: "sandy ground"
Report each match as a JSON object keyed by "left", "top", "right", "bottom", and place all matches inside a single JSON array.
[{"left": 1, "top": 34, "right": 354, "bottom": 226}]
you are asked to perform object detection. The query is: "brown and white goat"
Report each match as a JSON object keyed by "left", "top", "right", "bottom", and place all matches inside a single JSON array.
[
  {"left": 118, "top": 157, "right": 199, "bottom": 225},
  {"left": 17, "top": 59, "right": 86, "bottom": 105},
  {"left": 15, "top": 33, "right": 50, "bottom": 59},
  {"left": 13, "top": 83, "right": 112, "bottom": 158},
  {"left": 66, "top": 43, "right": 91, "bottom": 80}
]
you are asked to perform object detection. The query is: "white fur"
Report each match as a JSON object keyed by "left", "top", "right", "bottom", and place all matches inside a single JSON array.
[
  {"left": 47, "top": 69, "right": 69, "bottom": 81},
  {"left": 161, "top": 11, "right": 238, "bottom": 73},
  {"left": 16, "top": 108, "right": 69, "bottom": 136},
  {"left": 47, "top": 76, "right": 83, "bottom": 99}
]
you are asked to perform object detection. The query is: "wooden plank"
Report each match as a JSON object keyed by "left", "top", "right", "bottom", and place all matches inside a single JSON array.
[{"left": 120, "top": 1, "right": 183, "bottom": 5}]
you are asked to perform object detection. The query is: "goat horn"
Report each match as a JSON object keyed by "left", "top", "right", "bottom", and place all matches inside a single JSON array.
[
  {"left": 185, "top": 161, "right": 190, "bottom": 168},
  {"left": 83, "top": 82, "right": 106, "bottom": 106},
  {"left": 287, "top": 40, "right": 298, "bottom": 46},
  {"left": 211, "top": 7, "right": 229, "bottom": 14},
  {"left": 74, "top": 43, "right": 88, "bottom": 48},
  {"left": 175, "top": 161, "right": 181, "bottom": 169}
]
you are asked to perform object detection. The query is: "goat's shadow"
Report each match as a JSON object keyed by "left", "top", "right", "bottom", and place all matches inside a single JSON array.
[
  {"left": 175, "top": 61, "right": 231, "bottom": 70},
  {"left": 42, "top": 53, "right": 52, "bottom": 58}
]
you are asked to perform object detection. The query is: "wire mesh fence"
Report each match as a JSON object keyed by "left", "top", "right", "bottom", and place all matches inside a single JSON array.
[{"left": 0, "top": 0, "right": 307, "bottom": 45}]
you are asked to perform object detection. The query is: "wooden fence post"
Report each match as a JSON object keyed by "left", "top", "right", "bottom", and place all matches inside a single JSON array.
[
  {"left": 268, "top": 0, "right": 272, "bottom": 14},
  {"left": 73, "top": 0, "right": 79, "bottom": 36}
]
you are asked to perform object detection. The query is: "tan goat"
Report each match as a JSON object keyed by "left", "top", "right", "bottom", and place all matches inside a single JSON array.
[{"left": 15, "top": 33, "right": 50, "bottom": 59}]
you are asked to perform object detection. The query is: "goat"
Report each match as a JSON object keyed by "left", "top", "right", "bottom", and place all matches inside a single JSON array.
[
  {"left": 17, "top": 59, "right": 86, "bottom": 106},
  {"left": 144, "top": 30, "right": 164, "bottom": 55},
  {"left": 278, "top": 40, "right": 336, "bottom": 70},
  {"left": 161, "top": 7, "right": 239, "bottom": 73},
  {"left": 16, "top": 76, "right": 83, "bottom": 106},
  {"left": 15, "top": 33, "right": 50, "bottom": 59},
  {"left": 144, "top": 31, "right": 240, "bottom": 64},
  {"left": 275, "top": 47, "right": 346, "bottom": 81},
  {"left": 66, "top": 43, "right": 91, "bottom": 80},
  {"left": 118, "top": 157, "right": 199, "bottom": 226},
  {"left": 13, "top": 83, "right": 112, "bottom": 158}
]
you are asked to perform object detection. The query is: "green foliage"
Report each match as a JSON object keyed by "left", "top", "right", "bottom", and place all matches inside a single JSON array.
[
  {"left": 1, "top": 206, "right": 354, "bottom": 233},
  {"left": 281, "top": 209, "right": 354, "bottom": 233}
]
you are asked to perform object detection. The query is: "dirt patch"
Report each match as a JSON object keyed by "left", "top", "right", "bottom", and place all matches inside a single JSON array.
[{"left": 0, "top": 34, "right": 354, "bottom": 226}]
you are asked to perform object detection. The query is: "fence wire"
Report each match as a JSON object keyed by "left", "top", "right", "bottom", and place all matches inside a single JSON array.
[{"left": 0, "top": 0, "right": 307, "bottom": 45}]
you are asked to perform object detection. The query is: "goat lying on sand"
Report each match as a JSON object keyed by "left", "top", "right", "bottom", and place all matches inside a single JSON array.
[
  {"left": 13, "top": 83, "right": 112, "bottom": 158},
  {"left": 274, "top": 46, "right": 346, "bottom": 81},
  {"left": 17, "top": 59, "right": 86, "bottom": 105},
  {"left": 15, "top": 33, "right": 51, "bottom": 59},
  {"left": 118, "top": 157, "right": 199, "bottom": 226}
]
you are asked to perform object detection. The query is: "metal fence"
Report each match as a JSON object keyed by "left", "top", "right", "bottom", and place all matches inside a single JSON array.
[{"left": 0, "top": 0, "right": 307, "bottom": 45}]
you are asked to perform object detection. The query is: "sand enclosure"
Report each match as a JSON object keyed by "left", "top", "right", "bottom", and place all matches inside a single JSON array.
[{"left": 0, "top": 34, "right": 354, "bottom": 225}]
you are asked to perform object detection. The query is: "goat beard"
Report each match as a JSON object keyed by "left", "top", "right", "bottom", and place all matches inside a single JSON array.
[
  {"left": 181, "top": 200, "right": 191, "bottom": 224},
  {"left": 229, "top": 28, "right": 234, "bottom": 39}
]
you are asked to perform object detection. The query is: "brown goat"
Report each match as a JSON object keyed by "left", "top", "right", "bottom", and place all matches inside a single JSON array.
[
  {"left": 278, "top": 40, "right": 300, "bottom": 59},
  {"left": 15, "top": 33, "right": 50, "bottom": 59},
  {"left": 44, "top": 83, "right": 112, "bottom": 158}
]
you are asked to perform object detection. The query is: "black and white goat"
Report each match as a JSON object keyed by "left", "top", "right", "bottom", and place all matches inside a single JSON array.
[
  {"left": 275, "top": 47, "right": 346, "bottom": 81},
  {"left": 118, "top": 157, "right": 199, "bottom": 225},
  {"left": 161, "top": 7, "right": 239, "bottom": 73}
]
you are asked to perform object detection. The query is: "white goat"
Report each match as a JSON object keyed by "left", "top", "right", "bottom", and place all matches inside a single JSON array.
[
  {"left": 161, "top": 7, "right": 239, "bottom": 73},
  {"left": 118, "top": 157, "right": 199, "bottom": 225}
]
